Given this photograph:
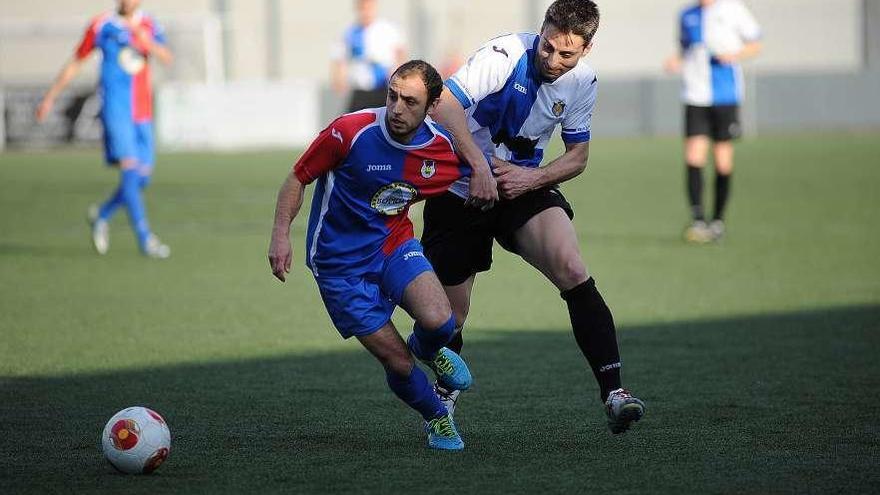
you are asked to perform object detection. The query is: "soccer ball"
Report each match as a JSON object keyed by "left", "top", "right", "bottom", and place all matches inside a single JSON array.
[{"left": 101, "top": 406, "right": 171, "bottom": 474}]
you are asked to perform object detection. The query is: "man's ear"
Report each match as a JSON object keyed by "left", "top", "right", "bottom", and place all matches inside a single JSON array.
[
  {"left": 427, "top": 97, "right": 440, "bottom": 116},
  {"left": 582, "top": 41, "right": 593, "bottom": 57}
]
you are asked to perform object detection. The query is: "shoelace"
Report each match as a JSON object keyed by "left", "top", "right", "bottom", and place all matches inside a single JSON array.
[{"left": 427, "top": 416, "right": 456, "bottom": 438}]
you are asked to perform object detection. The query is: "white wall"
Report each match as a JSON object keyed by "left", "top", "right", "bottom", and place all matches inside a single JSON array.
[{"left": 0, "top": 0, "right": 866, "bottom": 83}]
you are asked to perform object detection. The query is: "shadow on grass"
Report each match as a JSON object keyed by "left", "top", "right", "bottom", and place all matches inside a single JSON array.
[{"left": 1, "top": 305, "right": 878, "bottom": 494}]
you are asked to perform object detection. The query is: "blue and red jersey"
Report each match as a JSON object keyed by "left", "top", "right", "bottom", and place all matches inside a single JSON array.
[
  {"left": 75, "top": 11, "right": 166, "bottom": 124},
  {"left": 293, "top": 108, "right": 470, "bottom": 278}
]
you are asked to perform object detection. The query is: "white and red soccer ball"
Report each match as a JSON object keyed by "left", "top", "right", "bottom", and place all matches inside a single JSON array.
[{"left": 101, "top": 406, "right": 171, "bottom": 474}]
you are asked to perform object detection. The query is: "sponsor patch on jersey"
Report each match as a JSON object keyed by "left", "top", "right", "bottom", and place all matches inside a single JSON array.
[
  {"left": 118, "top": 47, "right": 146, "bottom": 75},
  {"left": 551, "top": 99, "right": 566, "bottom": 117},
  {"left": 371, "top": 182, "right": 417, "bottom": 215},
  {"left": 420, "top": 160, "right": 436, "bottom": 179}
]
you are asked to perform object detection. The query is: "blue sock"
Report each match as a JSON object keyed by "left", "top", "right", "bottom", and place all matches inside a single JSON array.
[
  {"left": 98, "top": 185, "right": 124, "bottom": 222},
  {"left": 407, "top": 315, "right": 457, "bottom": 360},
  {"left": 120, "top": 168, "right": 151, "bottom": 249},
  {"left": 385, "top": 365, "right": 446, "bottom": 421}
]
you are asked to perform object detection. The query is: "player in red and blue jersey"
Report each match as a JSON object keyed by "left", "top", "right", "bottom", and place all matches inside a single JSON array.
[
  {"left": 268, "top": 60, "right": 479, "bottom": 451},
  {"left": 37, "top": 0, "right": 173, "bottom": 259}
]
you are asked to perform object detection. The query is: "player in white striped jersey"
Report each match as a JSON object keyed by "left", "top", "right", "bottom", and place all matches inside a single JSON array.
[
  {"left": 664, "top": 0, "right": 762, "bottom": 242},
  {"left": 423, "top": 0, "right": 645, "bottom": 435}
]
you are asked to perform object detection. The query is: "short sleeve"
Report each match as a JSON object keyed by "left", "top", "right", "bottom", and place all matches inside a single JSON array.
[
  {"left": 561, "top": 77, "right": 597, "bottom": 144},
  {"left": 445, "top": 35, "right": 521, "bottom": 110},
  {"left": 734, "top": 2, "right": 762, "bottom": 42},
  {"left": 74, "top": 19, "right": 100, "bottom": 60},
  {"left": 293, "top": 123, "right": 347, "bottom": 184}
]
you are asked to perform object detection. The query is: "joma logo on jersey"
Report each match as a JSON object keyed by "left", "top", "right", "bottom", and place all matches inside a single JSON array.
[
  {"left": 420, "top": 160, "right": 436, "bottom": 179},
  {"left": 514, "top": 82, "right": 527, "bottom": 95},
  {"left": 331, "top": 128, "right": 343, "bottom": 143},
  {"left": 551, "top": 100, "right": 566, "bottom": 117},
  {"left": 366, "top": 164, "right": 392, "bottom": 172}
]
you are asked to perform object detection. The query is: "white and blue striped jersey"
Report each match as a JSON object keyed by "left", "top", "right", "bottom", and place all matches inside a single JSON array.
[
  {"left": 331, "top": 19, "right": 403, "bottom": 91},
  {"left": 444, "top": 33, "right": 597, "bottom": 198},
  {"left": 679, "top": 0, "right": 761, "bottom": 107}
]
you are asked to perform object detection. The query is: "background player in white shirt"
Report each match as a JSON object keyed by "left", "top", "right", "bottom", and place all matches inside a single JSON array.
[
  {"left": 331, "top": 0, "right": 407, "bottom": 112},
  {"left": 664, "top": 0, "right": 762, "bottom": 242},
  {"left": 424, "top": 0, "right": 645, "bottom": 434}
]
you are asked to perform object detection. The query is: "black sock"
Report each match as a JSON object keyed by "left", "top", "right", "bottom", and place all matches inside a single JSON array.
[
  {"left": 446, "top": 329, "right": 463, "bottom": 355},
  {"left": 560, "top": 278, "right": 622, "bottom": 402},
  {"left": 713, "top": 173, "right": 731, "bottom": 221},
  {"left": 686, "top": 164, "right": 704, "bottom": 221}
]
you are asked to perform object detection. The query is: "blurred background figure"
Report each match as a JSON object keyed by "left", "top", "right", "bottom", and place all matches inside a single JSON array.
[
  {"left": 330, "top": 0, "right": 407, "bottom": 112},
  {"left": 664, "top": 0, "right": 762, "bottom": 243},
  {"left": 35, "top": 0, "right": 173, "bottom": 258}
]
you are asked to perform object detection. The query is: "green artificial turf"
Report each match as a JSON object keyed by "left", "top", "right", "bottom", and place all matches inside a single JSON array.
[{"left": 1, "top": 132, "right": 878, "bottom": 493}]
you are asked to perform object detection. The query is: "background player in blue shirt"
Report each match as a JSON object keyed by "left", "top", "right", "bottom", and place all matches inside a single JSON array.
[
  {"left": 331, "top": 0, "right": 407, "bottom": 112},
  {"left": 664, "top": 0, "right": 762, "bottom": 242},
  {"left": 36, "top": 0, "right": 173, "bottom": 258},
  {"left": 268, "top": 60, "right": 478, "bottom": 451},
  {"left": 424, "top": 0, "right": 646, "bottom": 434}
]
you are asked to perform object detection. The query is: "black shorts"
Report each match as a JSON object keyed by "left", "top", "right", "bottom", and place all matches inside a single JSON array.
[
  {"left": 685, "top": 104, "right": 741, "bottom": 141},
  {"left": 347, "top": 88, "right": 388, "bottom": 112},
  {"left": 422, "top": 187, "right": 574, "bottom": 286}
]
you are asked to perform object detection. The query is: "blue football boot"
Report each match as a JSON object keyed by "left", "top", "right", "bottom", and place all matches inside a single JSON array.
[
  {"left": 425, "top": 413, "right": 464, "bottom": 451},
  {"left": 407, "top": 337, "right": 472, "bottom": 391}
]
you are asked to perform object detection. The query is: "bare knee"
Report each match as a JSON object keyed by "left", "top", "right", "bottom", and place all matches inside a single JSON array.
[
  {"left": 555, "top": 256, "right": 589, "bottom": 290},
  {"left": 416, "top": 299, "right": 453, "bottom": 331}
]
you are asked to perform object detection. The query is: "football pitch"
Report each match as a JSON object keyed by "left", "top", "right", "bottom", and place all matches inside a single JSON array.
[{"left": 1, "top": 132, "right": 878, "bottom": 493}]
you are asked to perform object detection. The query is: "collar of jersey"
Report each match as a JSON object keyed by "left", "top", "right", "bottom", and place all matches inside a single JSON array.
[{"left": 376, "top": 107, "right": 437, "bottom": 150}]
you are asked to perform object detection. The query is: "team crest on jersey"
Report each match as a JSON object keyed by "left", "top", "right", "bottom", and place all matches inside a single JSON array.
[
  {"left": 551, "top": 100, "right": 566, "bottom": 117},
  {"left": 420, "top": 160, "right": 436, "bottom": 179},
  {"left": 371, "top": 182, "right": 418, "bottom": 215},
  {"left": 118, "top": 47, "right": 146, "bottom": 75}
]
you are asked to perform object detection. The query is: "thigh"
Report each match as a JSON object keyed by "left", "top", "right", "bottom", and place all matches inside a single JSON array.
[
  {"left": 494, "top": 186, "right": 574, "bottom": 254},
  {"left": 102, "top": 117, "right": 137, "bottom": 166},
  {"left": 710, "top": 105, "right": 741, "bottom": 142},
  {"left": 398, "top": 270, "right": 452, "bottom": 331},
  {"left": 315, "top": 275, "right": 395, "bottom": 339},
  {"left": 422, "top": 192, "right": 495, "bottom": 286},
  {"left": 511, "top": 206, "right": 589, "bottom": 291},
  {"left": 685, "top": 105, "right": 712, "bottom": 139}
]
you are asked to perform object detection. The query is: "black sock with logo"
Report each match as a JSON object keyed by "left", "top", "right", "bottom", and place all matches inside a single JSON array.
[
  {"left": 713, "top": 172, "right": 731, "bottom": 221},
  {"left": 561, "top": 277, "right": 622, "bottom": 402},
  {"left": 687, "top": 164, "right": 705, "bottom": 221}
]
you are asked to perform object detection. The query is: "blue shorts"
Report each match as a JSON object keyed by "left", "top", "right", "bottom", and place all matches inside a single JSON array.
[
  {"left": 103, "top": 118, "right": 154, "bottom": 167},
  {"left": 314, "top": 239, "right": 434, "bottom": 339}
]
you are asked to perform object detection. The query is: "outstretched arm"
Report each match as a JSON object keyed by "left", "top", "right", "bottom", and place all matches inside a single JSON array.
[
  {"left": 268, "top": 171, "right": 306, "bottom": 282},
  {"left": 431, "top": 87, "right": 498, "bottom": 207},
  {"left": 494, "top": 141, "right": 589, "bottom": 200},
  {"left": 35, "top": 58, "right": 85, "bottom": 122}
]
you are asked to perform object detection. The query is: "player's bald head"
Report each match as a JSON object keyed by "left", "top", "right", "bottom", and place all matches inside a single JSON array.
[
  {"left": 390, "top": 60, "right": 443, "bottom": 109},
  {"left": 543, "top": 0, "right": 600, "bottom": 46}
]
